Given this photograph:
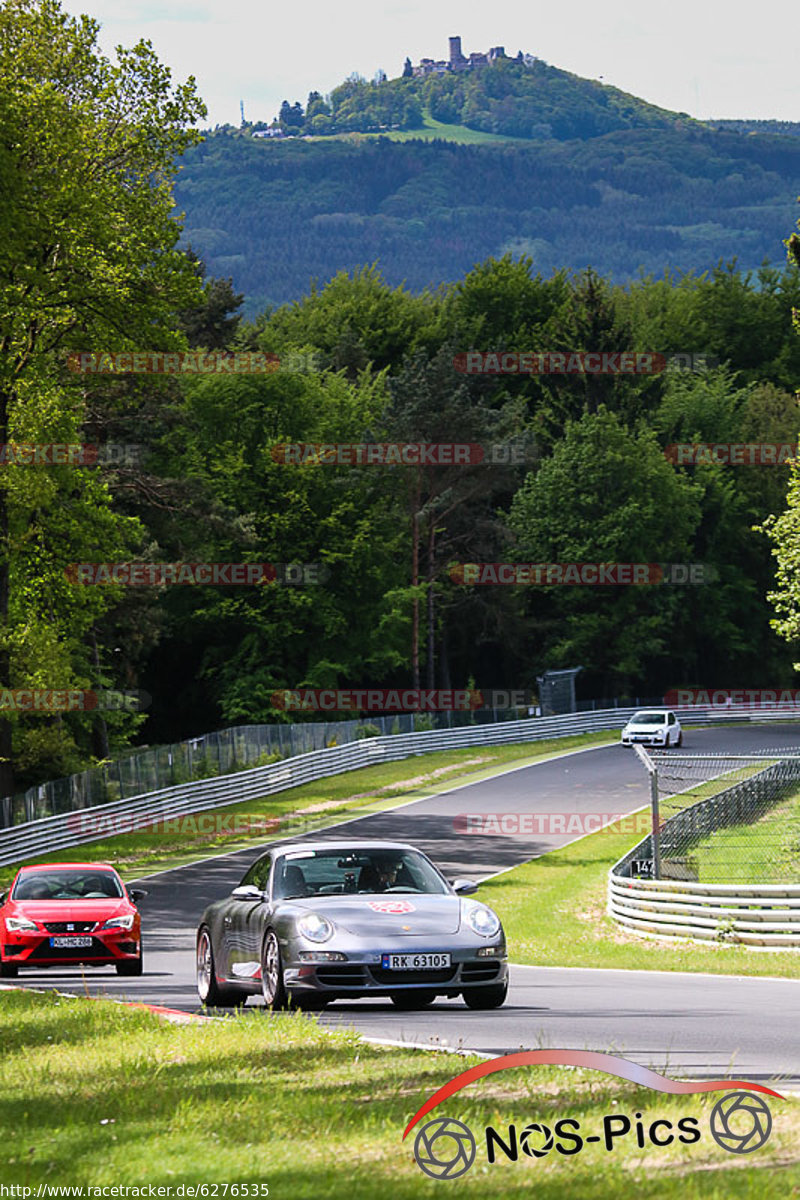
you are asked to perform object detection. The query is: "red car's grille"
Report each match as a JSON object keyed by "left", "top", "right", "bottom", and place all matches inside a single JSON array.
[
  {"left": 42, "top": 921, "right": 96, "bottom": 933},
  {"left": 30, "top": 938, "right": 108, "bottom": 959}
]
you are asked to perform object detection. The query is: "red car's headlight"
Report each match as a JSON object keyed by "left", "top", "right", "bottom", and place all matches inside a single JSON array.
[
  {"left": 5, "top": 916, "right": 39, "bottom": 933},
  {"left": 101, "top": 914, "right": 135, "bottom": 931}
]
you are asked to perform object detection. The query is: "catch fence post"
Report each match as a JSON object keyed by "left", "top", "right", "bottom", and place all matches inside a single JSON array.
[
  {"left": 634, "top": 744, "right": 660, "bottom": 880},
  {"left": 651, "top": 767, "right": 661, "bottom": 880}
]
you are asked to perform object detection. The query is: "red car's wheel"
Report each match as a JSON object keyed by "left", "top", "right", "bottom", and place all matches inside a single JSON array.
[{"left": 116, "top": 956, "right": 143, "bottom": 976}]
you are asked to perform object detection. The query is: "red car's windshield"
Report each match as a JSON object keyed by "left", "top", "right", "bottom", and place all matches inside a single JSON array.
[{"left": 12, "top": 871, "right": 123, "bottom": 901}]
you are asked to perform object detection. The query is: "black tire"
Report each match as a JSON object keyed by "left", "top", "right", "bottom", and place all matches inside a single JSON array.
[
  {"left": 390, "top": 990, "right": 437, "bottom": 1010},
  {"left": 261, "top": 929, "right": 288, "bottom": 1010},
  {"left": 291, "top": 993, "right": 330, "bottom": 1012},
  {"left": 196, "top": 927, "right": 244, "bottom": 1007},
  {"left": 676, "top": 731, "right": 683, "bottom": 747},
  {"left": 116, "top": 956, "right": 143, "bottom": 977},
  {"left": 462, "top": 980, "right": 508, "bottom": 1010},
  {"left": 0, "top": 959, "right": 18, "bottom": 978}
]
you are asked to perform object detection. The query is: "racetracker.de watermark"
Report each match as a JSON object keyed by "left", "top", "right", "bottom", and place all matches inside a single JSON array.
[
  {"left": 271, "top": 688, "right": 484, "bottom": 712},
  {"left": 665, "top": 443, "right": 799, "bottom": 465},
  {"left": 454, "top": 811, "right": 656, "bottom": 836},
  {"left": 448, "top": 562, "right": 716, "bottom": 585},
  {"left": 665, "top": 688, "right": 800, "bottom": 707},
  {"left": 269, "top": 441, "right": 536, "bottom": 466},
  {"left": 0, "top": 688, "right": 149, "bottom": 712},
  {"left": 0, "top": 442, "right": 144, "bottom": 466},
  {"left": 271, "top": 688, "right": 538, "bottom": 713},
  {"left": 453, "top": 351, "right": 666, "bottom": 375},
  {"left": 66, "top": 812, "right": 289, "bottom": 838},
  {"left": 66, "top": 351, "right": 281, "bottom": 374},
  {"left": 64, "top": 562, "right": 328, "bottom": 586}
]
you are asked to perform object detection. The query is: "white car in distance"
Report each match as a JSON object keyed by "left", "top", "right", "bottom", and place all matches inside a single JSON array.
[{"left": 621, "top": 709, "right": 682, "bottom": 747}]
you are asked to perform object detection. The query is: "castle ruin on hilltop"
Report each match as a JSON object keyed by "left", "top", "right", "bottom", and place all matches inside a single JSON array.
[{"left": 408, "top": 36, "right": 536, "bottom": 78}]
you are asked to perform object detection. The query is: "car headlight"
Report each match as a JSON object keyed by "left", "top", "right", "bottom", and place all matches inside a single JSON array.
[
  {"left": 101, "top": 914, "right": 135, "bottom": 931},
  {"left": 297, "top": 913, "right": 334, "bottom": 943},
  {"left": 5, "top": 916, "right": 38, "bottom": 933},
  {"left": 464, "top": 903, "right": 501, "bottom": 938}
]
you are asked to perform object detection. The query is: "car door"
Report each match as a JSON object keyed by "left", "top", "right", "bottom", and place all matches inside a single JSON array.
[{"left": 221, "top": 853, "right": 272, "bottom": 983}]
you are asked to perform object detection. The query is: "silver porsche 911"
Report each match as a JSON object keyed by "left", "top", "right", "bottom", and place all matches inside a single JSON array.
[{"left": 196, "top": 840, "right": 508, "bottom": 1011}]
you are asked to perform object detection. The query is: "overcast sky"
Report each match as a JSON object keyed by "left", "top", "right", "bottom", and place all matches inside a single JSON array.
[{"left": 62, "top": 0, "right": 798, "bottom": 128}]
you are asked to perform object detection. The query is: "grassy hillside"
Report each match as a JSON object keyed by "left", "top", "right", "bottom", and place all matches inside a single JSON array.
[{"left": 313, "top": 107, "right": 530, "bottom": 145}]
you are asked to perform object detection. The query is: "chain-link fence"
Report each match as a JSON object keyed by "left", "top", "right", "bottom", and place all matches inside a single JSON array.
[{"left": 627, "top": 750, "right": 800, "bottom": 883}]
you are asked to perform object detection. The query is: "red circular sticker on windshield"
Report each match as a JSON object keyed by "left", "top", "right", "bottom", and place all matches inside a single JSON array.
[{"left": 367, "top": 899, "right": 416, "bottom": 914}]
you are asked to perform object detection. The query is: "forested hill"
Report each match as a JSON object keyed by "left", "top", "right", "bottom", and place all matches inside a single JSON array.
[
  {"left": 175, "top": 121, "right": 800, "bottom": 315},
  {"left": 264, "top": 57, "right": 692, "bottom": 141}
]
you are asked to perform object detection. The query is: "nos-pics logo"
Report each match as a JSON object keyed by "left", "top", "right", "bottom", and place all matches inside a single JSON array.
[{"left": 404, "top": 1050, "right": 780, "bottom": 1180}]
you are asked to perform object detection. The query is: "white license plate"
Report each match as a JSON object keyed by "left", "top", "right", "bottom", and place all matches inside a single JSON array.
[
  {"left": 381, "top": 952, "right": 451, "bottom": 970},
  {"left": 49, "top": 936, "right": 93, "bottom": 948}
]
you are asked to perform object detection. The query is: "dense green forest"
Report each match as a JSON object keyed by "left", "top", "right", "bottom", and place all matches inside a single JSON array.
[
  {"left": 5, "top": 0, "right": 800, "bottom": 796},
  {"left": 18, "top": 252, "right": 800, "bottom": 791},
  {"left": 176, "top": 127, "right": 800, "bottom": 315}
]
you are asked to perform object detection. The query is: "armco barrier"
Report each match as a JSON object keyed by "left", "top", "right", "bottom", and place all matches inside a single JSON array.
[
  {"left": 1, "top": 703, "right": 798, "bottom": 870},
  {"left": 608, "top": 876, "right": 800, "bottom": 946},
  {"left": 0, "top": 709, "right": 629, "bottom": 868},
  {"left": 608, "top": 757, "right": 800, "bottom": 946}
]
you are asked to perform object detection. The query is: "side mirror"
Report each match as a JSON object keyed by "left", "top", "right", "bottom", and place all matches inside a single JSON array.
[
  {"left": 452, "top": 878, "right": 478, "bottom": 895},
  {"left": 128, "top": 888, "right": 147, "bottom": 905},
  {"left": 231, "top": 884, "right": 264, "bottom": 901},
  {"left": 0, "top": 891, "right": 7, "bottom": 907}
]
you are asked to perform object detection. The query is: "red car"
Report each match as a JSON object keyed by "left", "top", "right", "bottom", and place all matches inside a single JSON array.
[{"left": 0, "top": 862, "right": 145, "bottom": 977}]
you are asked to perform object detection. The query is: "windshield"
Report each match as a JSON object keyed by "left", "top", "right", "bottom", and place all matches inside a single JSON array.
[
  {"left": 273, "top": 848, "right": 450, "bottom": 899},
  {"left": 630, "top": 712, "right": 668, "bottom": 726},
  {"left": 12, "top": 870, "right": 123, "bottom": 901}
]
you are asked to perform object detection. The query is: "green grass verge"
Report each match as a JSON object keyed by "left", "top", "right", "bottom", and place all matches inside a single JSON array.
[
  {"left": 0, "top": 732, "right": 617, "bottom": 886},
  {"left": 477, "top": 812, "right": 800, "bottom": 978},
  {"left": 0, "top": 990, "right": 795, "bottom": 1195},
  {"left": 689, "top": 784, "right": 800, "bottom": 884}
]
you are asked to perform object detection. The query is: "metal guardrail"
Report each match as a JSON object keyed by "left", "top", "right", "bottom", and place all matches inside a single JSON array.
[
  {"left": 0, "top": 713, "right": 424, "bottom": 829},
  {"left": 608, "top": 755, "right": 800, "bottom": 946},
  {"left": 1, "top": 701, "right": 799, "bottom": 871},
  {"left": 608, "top": 877, "right": 800, "bottom": 947},
  {"left": 0, "top": 709, "right": 631, "bottom": 868}
]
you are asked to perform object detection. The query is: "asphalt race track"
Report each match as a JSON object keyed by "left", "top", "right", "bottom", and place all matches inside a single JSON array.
[{"left": 7, "top": 724, "right": 800, "bottom": 1087}]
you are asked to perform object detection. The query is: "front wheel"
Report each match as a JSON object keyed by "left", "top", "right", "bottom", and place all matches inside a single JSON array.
[
  {"left": 116, "top": 955, "right": 143, "bottom": 977},
  {"left": 291, "top": 993, "right": 330, "bottom": 1012},
  {"left": 463, "top": 981, "right": 508, "bottom": 1010},
  {"left": 0, "top": 958, "right": 18, "bottom": 978},
  {"left": 676, "top": 731, "right": 683, "bottom": 747},
  {"left": 261, "top": 930, "right": 288, "bottom": 1010},
  {"left": 390, "top": 990, "right": 437, "bottom": 1010},
  {"left": 196, "top": 928, "right": 244, "bottom": 1007}
]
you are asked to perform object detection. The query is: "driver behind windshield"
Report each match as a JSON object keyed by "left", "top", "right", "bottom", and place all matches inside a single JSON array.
[{"left": 359, "top": 855, "right": 403, "bottom": 892}]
